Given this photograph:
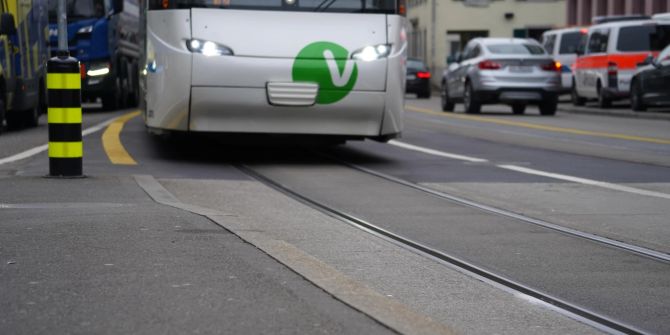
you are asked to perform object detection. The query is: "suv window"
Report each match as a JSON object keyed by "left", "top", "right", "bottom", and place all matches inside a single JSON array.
[
  {"left": 617, "top": 24, "right": 670, "bottom": 52},
  {"left": 587, "top": 29, "right": 609, "bottom": 54},
  {"left": 486, "top": 43, "right": 546, "bottom": 55},
  {"left": 559, "top": 31, "right": 582, "bottom": 54},
  {"left": 543, "top": 34, "right": 556, "bottom": 54}
]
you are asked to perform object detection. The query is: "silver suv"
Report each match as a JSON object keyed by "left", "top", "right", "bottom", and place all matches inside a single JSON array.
[{"left": 441, "top": 38, "right": 561, "bottom": 115}]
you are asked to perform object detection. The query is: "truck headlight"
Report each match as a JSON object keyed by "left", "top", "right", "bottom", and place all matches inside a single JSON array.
[
  {"left": 87, "top": 63, "right": 110, "bottom": 77},
  {"left": 186, "top": 39, "right": 234, "bottom": 57},
  {"left": 77, "top": 25, "right": 93, "bottom": 34},
  {"left": 351, "top": 44, "right": 391, "bottom": 61}
]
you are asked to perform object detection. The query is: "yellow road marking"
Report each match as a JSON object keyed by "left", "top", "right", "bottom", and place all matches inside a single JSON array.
[
  {"left": 102, "top": 111, "right": 140, "bottom": 165},
  {"left": 406, "top": 105, "right": 670, "bottom": 145}
]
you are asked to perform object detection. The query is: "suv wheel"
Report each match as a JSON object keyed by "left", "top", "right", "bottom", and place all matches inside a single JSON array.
[
  {"left": 511, "top": 104, "right": 526, "bottom": 115},
  {"left": 441, "top": 82, "right": 455, "bottom": 112},
  {"left": 463, "top": 82, "right": 481, "bottom": 114}
]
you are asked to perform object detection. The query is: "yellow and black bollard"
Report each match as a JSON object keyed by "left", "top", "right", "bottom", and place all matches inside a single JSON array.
[{"left": 47, "top": 52, "right": 83, "bottom": 177}]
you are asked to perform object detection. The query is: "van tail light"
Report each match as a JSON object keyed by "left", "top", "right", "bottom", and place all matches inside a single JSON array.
[
  {"left": 607, "top": 61, "right": 618, "bottom": 75},
  {"left": 478, "top": 60, "right": 502, "bottom": 70},
  {"left": 541, "top": 61, "right": 561, "bottom": 72},
  {"left": 607, "top": 61, "right": 618, "bottom": 88},
  {"left": 416, "top": 71, "right": 431, "bottom": 79}
]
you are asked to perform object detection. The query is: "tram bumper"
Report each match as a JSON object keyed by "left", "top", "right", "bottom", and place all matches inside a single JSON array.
[{"left": 189, "top": 86, "right": 386, "bottom": 136}]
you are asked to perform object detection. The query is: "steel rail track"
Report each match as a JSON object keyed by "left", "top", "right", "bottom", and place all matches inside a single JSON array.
[
  {"left": 237, "top": 164, "right": 648, "bottom": 335},
  {"left": 320, "top": 153, "right": 670, "bottom": 264}
]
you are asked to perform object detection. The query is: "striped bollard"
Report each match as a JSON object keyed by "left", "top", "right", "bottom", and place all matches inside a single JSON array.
[{"left": 47, "top": 53, "right": 83, "bottom": 177}]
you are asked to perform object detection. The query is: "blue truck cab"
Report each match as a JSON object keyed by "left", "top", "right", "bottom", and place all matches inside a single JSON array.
[
  {"left": 0, "top": 0, "right": 49, "bottom": 130},
  {"left": 48, "top": 0, "right": 140, "bottom": 110}
]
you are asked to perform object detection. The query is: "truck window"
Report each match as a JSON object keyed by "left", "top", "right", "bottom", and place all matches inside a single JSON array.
[
  {"left": 48, "top": 0, "right": 106, "bottom": 21},
  {"left": 617, "top": 24, "right": 670, "bottom": 52}
]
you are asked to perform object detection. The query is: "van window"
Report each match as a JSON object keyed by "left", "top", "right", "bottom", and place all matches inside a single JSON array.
[
  {"left": 559, "top": 32, "right": 582, "bottom": 54},
  {"left": 543, "top": 34, "right": 556, "bottom": 54},
  {"left": 587, "top": 29, "right": 609, "bottom": 54},
  {"left": 617, "top": 24, "right": 670, "bottom": 52}
]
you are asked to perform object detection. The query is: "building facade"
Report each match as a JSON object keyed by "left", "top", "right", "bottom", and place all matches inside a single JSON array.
[
  {"left": 407, "top": 0, "right": 567, "bottom": 86},
  {"left": 567, "top": 0, "right": 670, "bottom": 25}
]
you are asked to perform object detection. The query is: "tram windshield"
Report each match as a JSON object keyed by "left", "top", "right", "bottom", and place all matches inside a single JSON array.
[{"left": 149, "top": 0, "right": 400, "bottom": 14}]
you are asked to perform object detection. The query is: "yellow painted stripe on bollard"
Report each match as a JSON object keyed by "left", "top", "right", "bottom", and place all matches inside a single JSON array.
[
  {"left": 48, "top": 142, "right": 83, "bottom": 158},
  {"left": 47, "top": 107, "right": 83, "bottom": 124},
  {"left": 47, "top": 73, "right": 81, "bottom": 90}
]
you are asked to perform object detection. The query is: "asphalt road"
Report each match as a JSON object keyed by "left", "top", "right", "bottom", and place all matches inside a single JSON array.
[{"left": 1, "top": 98, "right": 668, "bottom": 334}]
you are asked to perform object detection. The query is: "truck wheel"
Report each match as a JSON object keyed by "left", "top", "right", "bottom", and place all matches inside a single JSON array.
[
  {"left": 23, "top": 106, "right": 40, "bottom": 128},
  {"left": 0, "top": 97, "right": 5, "bottom": 134},
  {"left": 102, "top": 77, "right": 123, "bottom": 111}
]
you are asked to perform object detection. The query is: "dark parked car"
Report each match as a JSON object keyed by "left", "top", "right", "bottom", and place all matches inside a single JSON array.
[
  {"left": 406, "top": 58, "right": 431, "bottom": 98},
  {"left": 630, "top": 44, "right": 670, "bottom": 111}
]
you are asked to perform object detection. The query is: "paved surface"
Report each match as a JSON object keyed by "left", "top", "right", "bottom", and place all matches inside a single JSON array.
[
  {"left": 2, "top": 98, "right": 669, "bottom": 334},
  {"left": 0, "top": 176, "right": 394, "bottom": 335}
]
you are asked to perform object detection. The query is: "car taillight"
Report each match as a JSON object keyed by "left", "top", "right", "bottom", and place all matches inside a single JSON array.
[
  {"left": 416, "top": 71, "right": 431, "bottom": 79},
  {"left": 80, "top": 63, "right": 86, "bottom": 79},
  {"left": 478, "top": 60, "right": 501, "bottom": 70},
  {"left": 541, "top": 61, "right": 561, "bottom": 72}
]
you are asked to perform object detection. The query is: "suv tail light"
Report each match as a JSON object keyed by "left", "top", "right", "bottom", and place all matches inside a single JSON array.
[
  {"left": 478, "top": 60, "right": 501, "bottom": 70},
  {"left": 416, "top": 71, "right": 431, "bottom": 79},
  {"left": 541, "top": 61, "right": 561, "bottom": 72}
]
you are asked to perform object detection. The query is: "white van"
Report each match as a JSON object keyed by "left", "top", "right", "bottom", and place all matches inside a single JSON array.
[
  {"left": 572, "top": 19, "right": 670, "bottom": 107},
  {"left": 542, "top": 27, "right": 586, "bottom": 93}
]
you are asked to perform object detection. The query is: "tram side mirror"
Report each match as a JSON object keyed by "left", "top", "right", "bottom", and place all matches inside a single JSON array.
[
  {"left": 0, "top": 13, "right": 16, "bottom": 36},
  {"left": 113, "top": 0, "right": 124, "bottom": 14}
]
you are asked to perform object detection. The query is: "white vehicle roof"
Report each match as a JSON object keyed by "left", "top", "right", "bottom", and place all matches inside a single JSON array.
[
  {"left": 473, "top": 37, "right": 541, "bottom": 45},
  {"left": 589, "top": 19, "right": 670, "bottom": 30},
  {"left": 653, "top": 13, "right": 670, "bottom": 21},
  {"left": 543, "top": 27, "right": 585, "bottom": 36}
]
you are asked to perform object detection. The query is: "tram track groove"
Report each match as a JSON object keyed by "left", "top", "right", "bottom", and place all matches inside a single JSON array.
[
  {"left": 236, "top": 164, "right": 648, "bottom": 335},
  {"left": 317, "top": 152, "right": 670, "bottom": 264}
]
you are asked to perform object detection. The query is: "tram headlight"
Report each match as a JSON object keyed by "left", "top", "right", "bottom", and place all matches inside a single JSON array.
[
  {"left": 351, "top": 44, "right": 392, "bottom": 61},
  {"left": 187, "top": 39, "right": 234, "bottom": 57}
]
